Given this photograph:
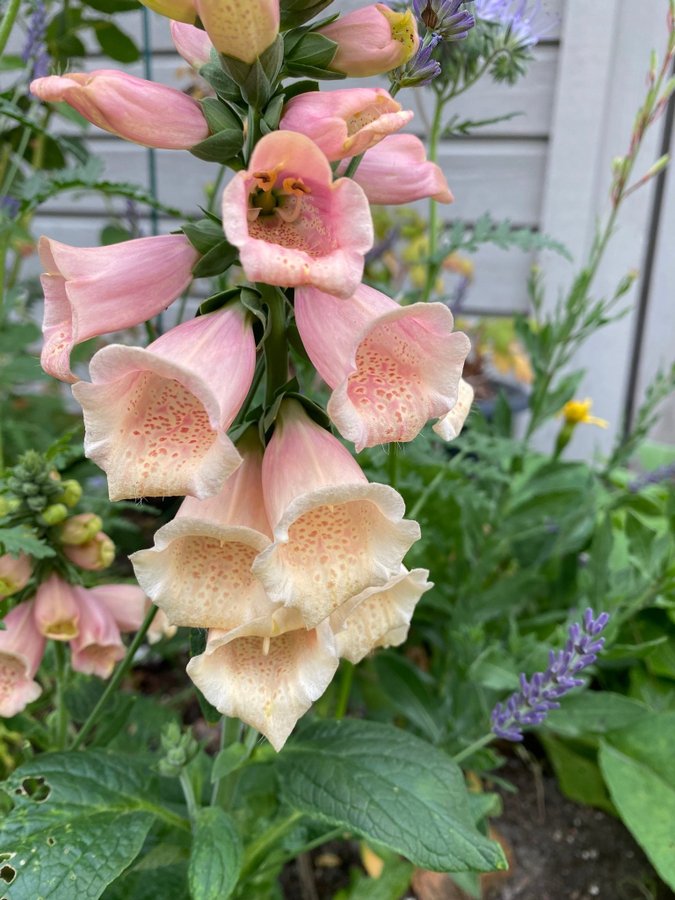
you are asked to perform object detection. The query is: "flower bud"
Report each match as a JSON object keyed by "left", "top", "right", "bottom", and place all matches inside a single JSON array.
[
  {"left": 57, "top": 479, "right": 83, "bottom": 508},
  {"left": 157, "top": 722, "right": 199, "bottom": 776},
  {"left": 0, "top": 496, "right": 20, "bottom": 518},
  {"left": 0, "top": 553, "right": 32, "bottom": 599},
  {"left": 39, "top": 503, "right": 69, "bottom": 527},
  {"left": 57, "top": 513, "right": 103, "bottom": 546},
  {"left": 64, "top": 532, "right": 116, "bottom": 571},
  {"left": 319, "top": 4, "right": 419, "bottom": 77},
  {"left": 195, "top": 0, "right": 280, "bottom": 63}
]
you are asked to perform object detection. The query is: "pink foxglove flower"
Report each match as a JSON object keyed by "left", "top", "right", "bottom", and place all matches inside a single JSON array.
[
  {"left": 70, "top": 588, "right": 125, "bottom": 679},
  {"left": 63, "top": 531, "right": 116, "bottom": 571},
  {"left": 433, "top": 377, "right": 474, "bottom": 441},
  {"left": 0, "top": 602, "right": 45, "bottom": 717},
  {"left": 0, "top": 553, "right": 32, "bottom": 599},
  {"left": 30, "top": 71, "right": 209, "bottom": 149},
  {"left": 33, "top": 574, "right": 80, "bottom": 641},
  {"left": 319, "top": 4, "right": 419, "bottom": 77},
  {"left": 90, "top": 584, "right": 177, "bottom": 644},
  {"left": 280, "top": 88, "right": 413, "bottom": 162},
  {"left": 294, "top": 284, "right": 470, "bottom": 450},
  {"left": 195, "top": 0, "right": 279, "bottom": 63},
  {"left": 343, "top": 133, "right": 453, "bottom": 205},
  {"left": 39, "top": 234, "right": 199, "bottom": 383},
  {"left": 331, "top": 567, "right": 432, "bottom": 663},
  {"left": 72, "top": 305, "right": 256, "bottom": 501},
  {"left": 187, "top": 615, "right": 338, "bottom": 751},
  {"left": 170, "top": 21, "right": 214, "bottom": 67},
  {"left": 131, "top": 432, "right": 276, "bottom": 630},
  {"left": 252, "top": 400, "right": 421, "bottom": 628},
  {"left": 222, "top": 130, "right": 373, "bottom": 298}
]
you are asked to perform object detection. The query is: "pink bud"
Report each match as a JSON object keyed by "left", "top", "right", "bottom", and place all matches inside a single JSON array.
[
  {"left": 0, "top": 602, "right": 45, "bottom": 717},
  {"left": 33, "top": 574, "right": 80, "bottom": 641},
  {"left": 294, "top": 284, "right": 470, "bottom": 450},
  {"left": 0, "top": 553, "right": 32, "bottom": 599},
  {"left": 88, "top": 584, "right": 176, "bottom": 643},
  {"left": 195, "top": 0, "right": 279, "bottom": 63},
  {"left": 72, "top": 305, "right": 256, "bottom": 501},
  {"left": 341, "top": 133, "right": 454, "bottom": 205},
  {"left": 280, "top": 87, "right": 413, "bottom": 162},
  {"left": 222, "top": 130, "right": 373, "bottom": 298},
  {"left": 57, "top": 513, "right": 102, "bottom": 545},
  {"left": 63, "top": 532, "right": 116, "bottom": 571},
  {"left": 319, "top": 4, "right": 419, "bottom": 77},
  {"left": 252, "top": 400, "right": 421, "bottom": 628},
  {"left": 39, "top": 234, "right": 200, "bottom": 383},
  {"left": 30, "top": 70, "right": 209, "bottom": 149},
  {"left": 70, "top": 588, "right": 125, "bottom": 679},
  {"left": 170, "top": 21, "right": 214, "bottom": 68}
]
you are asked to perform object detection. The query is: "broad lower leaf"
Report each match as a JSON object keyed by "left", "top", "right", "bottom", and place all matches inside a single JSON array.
[
  {"left": 188, "top": 807, "right": 242, "bottom": 900},
  {"left": 0, "top": 751, "right": 184, "bottom": 900},
  {"left": 543, "top": 692, "right": 649, "bottom": 738},
  {"left": 278, "top": 719, "right": 506, "bottom": 873}
]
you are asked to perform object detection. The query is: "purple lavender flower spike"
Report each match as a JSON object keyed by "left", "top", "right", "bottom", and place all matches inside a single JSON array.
[
  {"left": 473, "top": 0, "right": 553, "bottom": 48},
  {"left": 23, "top": 0, "right": 50, "bottom": 81},
  {"left": 491, "top": 608, "right": 610, "bottom": 742},
  {"left": 393, "top": 34, "right": 442, "bottom": 88},
  {"left": 413, "top": 0, "right": 475, "bottom": 41}
]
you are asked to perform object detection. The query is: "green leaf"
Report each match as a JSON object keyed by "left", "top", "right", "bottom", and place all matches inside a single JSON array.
[
  {"left": 92, "top": 21, "right": 140, "bottom": 62},
  {"left": 189, "top": 129, "right": 243, "bottom": 164},
  {"left": 372, "top": 653, "right": 443, "bottom": 743},
  {"left": 278, "top": 719, "right": 506, "bottom": 873},
  {"left": 0, "top": 526, "right": 56, "bottom": 559},
  {"left": 540, "top": 736, "right": 615, "bottom": 815},
  {"left": 0, "top": 751, "right": 185, "bottom": 900},
  {"left": 192, "top": 241, "right": 238, "bottom": 278},
  {"left": 82, "top": 0, "right": 139, "bottom": 12},
  {"left": 0, "top": 55, "right": 24, "bottom": 71},
  {"left": 188, "top": 807, "right": 242, "bottom": 900},
  {"left": 211, "top": 744, "right": 247, "bottom": 782},
  {"left": 543, "top": 692, "right": 649, "bottom": 738},
  {"left": 199, "top": 98, "right": 241, "bottom": 134},
  {"left": 599, "top": 735, "right": 675, "bottom": 889},
  {"left": 182, "top": 218, "right": 225, "bottom": 255},
  {"left": 280, "top": 0, "right": 335, "bottom": 29},
  {"left": 284, "top": 32, "right": 340, "bottom": 79}
]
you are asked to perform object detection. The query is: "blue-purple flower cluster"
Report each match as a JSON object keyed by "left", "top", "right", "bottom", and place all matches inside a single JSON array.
[
  {"left": 22, "top": 0, "right": 50, "bottom": 81},
  {"left": 413, "top": 0, "right": 476, "bottom": 41},
  {"left": 474, "top": 0, "right": 550, "bottom": 48},
  {"left": 491, "top": 608, "right": 610, "bottom": 742}
]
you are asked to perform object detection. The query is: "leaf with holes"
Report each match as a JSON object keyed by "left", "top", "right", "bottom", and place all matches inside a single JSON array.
[
  {"left": 277, "top": 719, "right": 506, "bottom": 873},
  {"left": 0, "top": 751, "right": 186, "bottom": 900}
]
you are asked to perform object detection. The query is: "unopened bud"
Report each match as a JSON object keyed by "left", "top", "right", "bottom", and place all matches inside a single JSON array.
[
  {"left": 57, "top": 479, "right": 83, "bottom": 508},
  {"left": 0, "top": 553, "right": 32, "bottom": 598},
  {"left": 58, "top": 513, "right": 103, "bottom": 546},
  {"left": 39, "top": 503, "right": 69, "bottom": 527},
  {"left": 158, "top": 722, "right": 199, "bottom": 776},
  {"left": 63, "top": 532, "right": 115, "bottom": 571}
]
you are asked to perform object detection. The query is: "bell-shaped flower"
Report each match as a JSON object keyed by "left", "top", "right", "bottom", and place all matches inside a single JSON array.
[
  {"left": 72, "top": 304, "right": 256, "bottom": 501},
  {"left": 187, "top": 611, "right": 338, "bottom": 751},
  {"left": 433, "top": 377, "right": 474, "bottom": 441},
  {"left": 319, "top": 4, "right": 419, "bottom": 77},
  {"left": 279, "top": 88, "right": 413, "bottom": 162},
  {"left": 195, "top": 0, "right": 279, "bottom": 63},
  {"left": 171, "top": 21, "right": 214, "bottom": 68},
  {"left": 89, "top": 584, "right": 177, "bottom": 644},
  {"left": 222, "top": 130, "right": 373, "bottom": 298},
  {"left": 0, "top": 602, "right": 45, "bottom": 717},
  {"left": 33, "top": 574, "right": 81, "bottom": 641},
  {"left": 70, "top": 588, "right": 125, "bottom": 679},
  {"left": 30, "top": 71, "right": 209, "bottom": 149},
  {"left": 343, "top": 134, "right": 453, "bottom": 205},
  {"left": 252, "top": 400, "right": 421, "bottom": 628},
  {"left": 131, "top": 432, "right": 274, "bottom": 629},
  {"left": 63, "top": 531, "right": 115, "bottom": 571},
  {"left": 0, "top": 553, "right": 32, "bottom": 599},
  {"left": 294, "top": 284, "right": 470, "bottom": 450},
  {"left": 331, "top": 567, "right": 431, "bottom": 663},
  {"left": 140, "top": 0, "right": 196, "bottom": 24},
  {"left": 39, "top": 234, "right": 199, "bottom": 383}
]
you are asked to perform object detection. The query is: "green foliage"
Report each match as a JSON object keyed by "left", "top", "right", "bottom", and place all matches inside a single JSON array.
[{"left": 188, "top": 808, "right": 242, "bottom": 900}]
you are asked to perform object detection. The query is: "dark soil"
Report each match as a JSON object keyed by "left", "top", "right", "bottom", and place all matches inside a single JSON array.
[{"left": 280, "top": 754, "right": 674, "bottom": 900}]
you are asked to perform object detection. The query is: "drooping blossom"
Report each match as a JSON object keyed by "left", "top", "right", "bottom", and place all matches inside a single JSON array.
[
  {"left": 39, "top": 234, "right": 199, "bottom": 383},
  {"left": 222, "top": 130, "right": 373, "bottom": 298},
  {"left": 474, "top": 0, "right": 550, "bottom": 48},
  {"left": 63, "top": 531, "right": 116, "bottom": 571},
  {"left": 72, "top": 305, "right": 256, "bottom": 501},
  {"left": 433, "top": 377, "right": 474, "bottom": 441},
  {"left": 89, "top": 584, "right": 177, "bottom": 644},
  {"left": 171, "top": 21, "right": 214, "bottom": 68},
  {"left": 412, "top": 0, "right": 475, "bottom": 40},
  {"left": 279, "top": 88, "right": 414, "bottom": 162},
  {"left": 491, "top": 609, "right": 610, "bottom": 741},
  {"left": 33, "top": 574, "right": 80, "bottom": 641},
  {"left": 139, "top": 0, "right": 196, "bottom": 23},
  {"left": 252, "top": 400, "right": 421, "bottom": 628},
  {"left": 69, "top": 588, "right": 125, "bottom": 678},
  {"left": 0, "top": 553, "right": 32, "bottom": 599},
  {"left": 331, "top": 567, "right": 432, "bottom": 663},
  {"left": 319, "top": 4, "right": 419, "bottom": 77},
  {"left": 0, "top": 602, "right": 45, "bottom": 717},
  {"left": 188, "top": 615, "right": 339, "bottom": 751},
  {"left": 341, "top": 134, "right": 453, "bottom": 206},
  {"left": 195, "top": 0, "right": 279, "bottom": 63},
  {"left": 131, "top": 432, "right": 276, "bottom": 629},
  {"left": 30, "top": 71, "right": 210, "bottom": 149},
  {"left": 294, "top": 284, "right": 470, "bottom": 450}
]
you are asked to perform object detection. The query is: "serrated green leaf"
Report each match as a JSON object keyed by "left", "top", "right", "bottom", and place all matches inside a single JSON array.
[
  {"left": 278, "top": 719, "right": 506, "bottom": 873},
  {"left": 188, "top": 807, "right": 242, "bottom": 900},
  {"left": 0, "top": 751, "right": 186, "bottom": 900},
  {"left": 0, "top": 526, "right": 55, "bottom": 559}
]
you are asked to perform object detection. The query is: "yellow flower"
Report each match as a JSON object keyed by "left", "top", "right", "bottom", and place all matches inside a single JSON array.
[{"left": 561, "top": 399, "right": 608, "bottom": 429}]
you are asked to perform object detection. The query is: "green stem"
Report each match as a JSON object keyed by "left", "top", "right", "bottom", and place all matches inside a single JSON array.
[
  {"left": 0, "top": 0, "right": 21, "bottom": 56},
  {"left": 343, "top": 152, "right": 365, "bottom": 179},
  {"left": 262, "top": 286, "right": 288, "bottom": 406},
  {"left": 210, "top": 715, "right": 241, "bottom": 806},
  {"left": 334, "top": 661, "right": 354, "bottom": 720},
  {"left": 451, "top": 733, "right": 494, "bottom": 765},
  {"left": 253, "top": 827, "right": 346, "bottom": 878},
  {"left": 54, "top": 642, "right": 70, "bottom": 751},
  {"left": 241, "top": 810, "right": 304, "bottom": 878},
  {"left": 207, "top": 165, "right": 228, "bottom": 215},
  {"left": 422, "top": 88, "right": 445, "bottom": 302},
  {"left": 180, "top": 769, "right": 199, "bottom": 822},
  {"left": 409, "top": 470, "right": 445, "bottom": 520},
  {"left": 388, "top": 442, "right": 399, "bottom": 490},
  {"left": 71, "top": 605, "right": 159, "bottom": 750}
]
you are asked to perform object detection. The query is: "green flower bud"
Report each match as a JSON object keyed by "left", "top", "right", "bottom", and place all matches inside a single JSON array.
[
  {"left": 58, "top": 480, "right": 83, "bottom": 508},
  {"left": 39, "top": 503, "right": 70, "bottom": 527}
]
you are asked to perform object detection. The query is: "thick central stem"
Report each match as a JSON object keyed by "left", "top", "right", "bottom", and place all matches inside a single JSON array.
[{"left": 262, "top": 286, "right": 289, "bottom": 406}]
